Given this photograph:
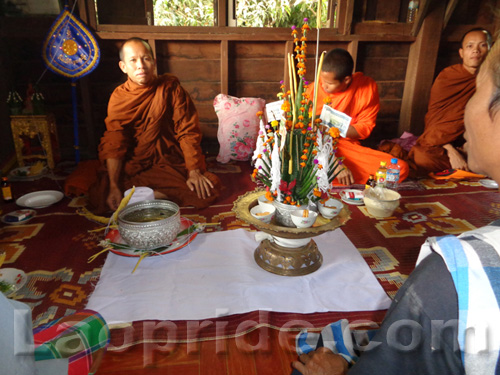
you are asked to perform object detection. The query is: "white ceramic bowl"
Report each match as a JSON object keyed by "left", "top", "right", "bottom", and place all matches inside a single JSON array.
[
  {"left": 257, "top": 195, "right": 276, "bottom": 212},
  {"left": 290, "top": 209, "right": 318, "bottom": 228},
  {"left": 272, "top": 236, "right": 311, "bottom": 248},
  {"left": 363, "top": 187, "right": 401, "bottom": 218},
  {"left": 250, "top": 205, "right": 276, "bottom": 224},
  {"left": 318, "top": 198, "right": 343, "bottom": 219}
]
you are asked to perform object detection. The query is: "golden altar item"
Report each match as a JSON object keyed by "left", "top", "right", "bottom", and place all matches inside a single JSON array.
[
  {"left": 233, "top": 189, "right": 351, "bottom": 276},
  {"left": 10, "top": 114, "right": 59, "bottom": 169}
]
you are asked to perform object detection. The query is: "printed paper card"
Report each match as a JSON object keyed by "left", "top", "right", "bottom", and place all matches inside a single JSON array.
[
  {"left": 265, "top": 100, "right": 284, "bottom": 123},
  {"left": 320, "top": 105, "right": 351, "bottom": 138}
]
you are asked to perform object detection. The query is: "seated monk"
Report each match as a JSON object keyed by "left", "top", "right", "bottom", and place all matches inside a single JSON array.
[
  {"left": 408, "top": 28, "right": 491, "bottom": 176},
  {"left": 89, "top": 37, "right": 221, "bottom": 213},
  {"left": 307, "top": 48, "right": 409, "bottom": 185}
]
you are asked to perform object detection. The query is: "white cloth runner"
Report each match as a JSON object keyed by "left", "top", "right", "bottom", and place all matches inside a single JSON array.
[{"left": 86, "top": 229, "right": 391, "bottom": 324}]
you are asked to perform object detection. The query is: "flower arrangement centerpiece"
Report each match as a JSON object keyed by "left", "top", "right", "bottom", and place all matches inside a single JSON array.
[{"left": 250, "top": 18, "right": 344, "bottom": 224}]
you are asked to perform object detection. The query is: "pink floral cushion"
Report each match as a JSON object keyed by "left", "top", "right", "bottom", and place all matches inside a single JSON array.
[{"left": 214, "top": 94, "right": 266, "bottom": 163}]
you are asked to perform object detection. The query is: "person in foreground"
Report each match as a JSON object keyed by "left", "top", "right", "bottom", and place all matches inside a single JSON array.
[
  {"left": 89, "top": 37, "right": 221, "bottom": 213},
  {"left": 292, "top": 36, "right": 500, "bottom": 375},
  {"left": 408, "top": 28, "right": 491, "bottom": 175},
  {"left": 306, "top": 48, "right": 409, "bottom": 185}
]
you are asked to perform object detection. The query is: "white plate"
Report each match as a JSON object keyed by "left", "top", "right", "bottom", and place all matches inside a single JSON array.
[
  {"left": 479, "top": 179, "right": 499, "bottom": 189},
  {"left": 16, "top": 190, "right": 64, "bottom": 209},
  {"left": 1, "top": 209, "right": 36, "bottom": 225},
  {"left": 340, "top": 189, "right": 365, "bottom": 206},
  {"left": 0, "top": 268, "right": 27, "bottom": 296}
]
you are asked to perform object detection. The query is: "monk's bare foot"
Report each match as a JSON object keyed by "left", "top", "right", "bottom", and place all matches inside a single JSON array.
[{"left": 154, "top": 191, "right": 168, "bottom": 199}]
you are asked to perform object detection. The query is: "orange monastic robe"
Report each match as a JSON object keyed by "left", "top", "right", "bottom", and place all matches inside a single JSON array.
[
  {"left": 307, "top": 72, "right": 409, "bottom": 185},
  {"left": 408, "top": 64, "right": 476, "bottom": 174},
  {"left": 89, "top": 74, "right": 220, "bottom": 213}
]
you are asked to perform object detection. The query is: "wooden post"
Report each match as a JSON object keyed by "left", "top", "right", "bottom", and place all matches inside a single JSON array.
[
  {"left": 399, "top": 2, "right": 445, "bottom": 136},
  {"left": 220, "top": 40, "right": 229, "bottom": 95},
  {"left": 337, "top": 0, "right": 355, "bottom": 35}
]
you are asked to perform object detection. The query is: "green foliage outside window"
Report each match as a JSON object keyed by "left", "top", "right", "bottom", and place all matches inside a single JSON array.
[
  {"left": 154, "top": 0, "right": 215, "bottom": 26},
  {"left": 153, "top": 0, "right": 330, "bottom": 28}
]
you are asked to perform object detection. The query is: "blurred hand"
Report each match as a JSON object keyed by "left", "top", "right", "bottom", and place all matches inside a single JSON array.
[
  {"left": 337, "top": 167, "right": 355, "bottom": 186},
  {"left": 106, "top": 186, "right": 122, "bottom": 211},
  {"left": 292, "top": 347, "right": 349, "bottom": 375}
]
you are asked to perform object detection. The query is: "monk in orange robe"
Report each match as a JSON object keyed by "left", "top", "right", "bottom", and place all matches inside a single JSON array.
[
  {"left": 307, "top": 48, "right": 409, "bottom": 185},
  {"left": 89, "top": 37, "right": 220, "bottom": 213},
  {"left": 408, "top": 28, "right": 491, "bottom": 175}
]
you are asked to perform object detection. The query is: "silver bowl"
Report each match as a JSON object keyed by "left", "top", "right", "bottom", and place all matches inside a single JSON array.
[{"left": 117, "top": 200, "right": 181, "bottom": 250}]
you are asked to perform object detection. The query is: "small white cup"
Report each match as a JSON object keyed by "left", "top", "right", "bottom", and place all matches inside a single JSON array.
[
  {"left": 257, "top": 195, "right": 275, "bottom": 212},
  {"left": 290, "top": 209, "right": 318, "bottom": 228},
  {"left": 318, "top": 198, "right": 343, "bottom": 219},
  {"left": 250, "top": 205, "right": 276, "bottom": 224}
]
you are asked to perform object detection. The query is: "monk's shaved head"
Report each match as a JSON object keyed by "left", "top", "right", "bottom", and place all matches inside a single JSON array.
[
  {"left": 119, "top": 37, "right": 154, "bottom": 61},
  {"left": 321, "top": 48, "right": 354, "bottom": 81}
]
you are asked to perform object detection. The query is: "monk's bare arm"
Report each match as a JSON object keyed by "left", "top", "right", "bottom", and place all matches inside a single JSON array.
[
  {"left": 345, "top": 125, "right": 360, "bottom": 139},
  {"left": 443, "top": 144, "right": 469, "bottom": 171},
  {"left": 186, "top": 169, "right": 214, "bottom": 200},
  {"left": 106, "top": 158, "right": 123, "bottom": 210}
]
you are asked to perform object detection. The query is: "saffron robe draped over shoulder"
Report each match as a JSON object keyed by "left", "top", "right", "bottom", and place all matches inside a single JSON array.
[
  {"left": 307, "top": 72, "right": 409, "bottom": 184},
  {"left": 408, "top": 64, "right": 476, "bottom": 174},
  {"left": 89, "top": 74, "right": 221, "bottom": 212}
]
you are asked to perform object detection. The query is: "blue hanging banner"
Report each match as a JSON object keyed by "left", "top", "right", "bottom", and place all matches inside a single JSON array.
[
  {"left": 41, "top": 4, "right": 100, "bottom": 163},
  {"left": 42, "top": 5, "right": 100, "bottom": 80}
]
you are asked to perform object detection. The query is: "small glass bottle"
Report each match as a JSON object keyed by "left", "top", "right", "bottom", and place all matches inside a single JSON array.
[
  {"left": 1, "top": 177, "right": 14, "bottom": 203},
  {"left": 375, "top": 161, "right": 387, "bottom": 187},
  {"left": 365, "top": 175, "right": 375, "bottom": 189}
]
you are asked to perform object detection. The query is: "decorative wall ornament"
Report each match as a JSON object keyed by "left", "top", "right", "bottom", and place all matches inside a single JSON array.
[{"left": 41, "top": 2, "right": 100, "bottom": 162}]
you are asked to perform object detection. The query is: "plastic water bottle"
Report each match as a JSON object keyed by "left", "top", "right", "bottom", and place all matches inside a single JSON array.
[
  {"left": 375, "top": 161, "right": 387, "bottom": 187},
  {"left": 386, "top": 158, "right": 401, "bottom": 189}
]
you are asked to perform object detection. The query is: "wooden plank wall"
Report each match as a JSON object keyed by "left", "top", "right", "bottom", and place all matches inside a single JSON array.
[{"left": 0, "top": 0, "right": 498, "bottom": 163}]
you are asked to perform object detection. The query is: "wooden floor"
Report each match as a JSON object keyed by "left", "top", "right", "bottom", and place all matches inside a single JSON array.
[{"left": 96, "top": 328, "right": 300, "bottom": 374}]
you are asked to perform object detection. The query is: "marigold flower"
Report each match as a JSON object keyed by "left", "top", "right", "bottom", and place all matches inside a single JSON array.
[
  {"left": 301, "top": 130, "right": 307, "bottom": 134},
  {"left": 257, "top": 154, "right": 262, "bottom": 159},
  {"left": 294, "top": 38, "right": 299, "bottom": 43},
  {"left": 323, "top": 97, "right": 332, "bottom": 104},
  {"left": 285, "top": 196, "right": 292, "bottom": 202},
  {"left": 313, "top": 188, "right": 322, "bottom": 197},
  {"left": 312, "top": 150, "right": 318, "bottom": 155},
  {"left": 318, "top": 164, "right": 323, "bottom": 169},
  {"left": 301, "top": 155, "right": 308, "bottom": 160},
  {"left": 256, "top": 111, "right": 263, "bottom": 117},
  {"left": 314, "top": 118, "right": 322, "bottom": 124},
  {"left": 300, "top": 162, "right": 306, "bottom": 168},
  {"left": 302, "top": 149, "right": 309, "bottom": 154},
  {"left": 265, "top": 191, "right": 274, "bottom": 201},
  {"left": 298, "top": 115, "right": 304, "bottom": 120},
  {"left": 328, "top": 127, "right": 340, "bottom": 138},
  {"left": 291, "top": 201, "right": 297, "bottom": 206},
  {"left": 271, "top": 120, "right": 279, "bottom": 127}
]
